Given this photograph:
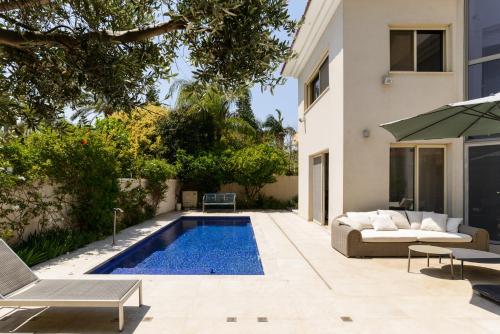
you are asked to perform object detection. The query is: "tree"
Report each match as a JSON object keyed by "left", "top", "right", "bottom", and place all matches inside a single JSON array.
[
  {"left": 262, "top": 109, "right": 295, "bottom": 148},
  {"left": 230, "top": 143, "right": 286, "bottom": 201},
  {"left": 235, "top": 89, "right": 259, "bottom": 130},
  {"left": 0, "top": 1, "right": 297, "bottom": 124}
]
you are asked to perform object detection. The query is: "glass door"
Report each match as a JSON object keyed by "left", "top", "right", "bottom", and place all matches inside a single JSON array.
[
  {"left": 467, "top": 144, "right": 500, "bottom": 243},
  {"left": 417, "top": 147, "right": 445, "bottom": 212},
  {"left": 312, "top": 155, "right": 324, "bottom": 224},
  {"left": 390, "top": 145, "right": 446, "bottom": 213}
]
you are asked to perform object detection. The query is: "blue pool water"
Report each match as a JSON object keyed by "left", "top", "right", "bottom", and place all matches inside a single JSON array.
[{"left": 89, "top": 216, "right": 264, "bottom": 275}]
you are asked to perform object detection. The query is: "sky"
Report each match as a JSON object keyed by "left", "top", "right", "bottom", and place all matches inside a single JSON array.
[{"left": 159, "top": 1, "right": 307, "bottom": 130}]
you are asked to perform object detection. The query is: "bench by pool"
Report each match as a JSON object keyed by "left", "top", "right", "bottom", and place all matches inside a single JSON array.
[{"left": 89, "top": 216, "right": 264, "bottom": 275}]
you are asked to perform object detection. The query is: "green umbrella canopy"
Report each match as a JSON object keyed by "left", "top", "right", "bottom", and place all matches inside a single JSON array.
[{"left": 380, "top": 93, "right": 500, "bottom": 141}]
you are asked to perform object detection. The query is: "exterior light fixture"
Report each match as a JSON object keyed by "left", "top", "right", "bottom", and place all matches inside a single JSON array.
[
  {"left": 362, "top": 129, "right": 370, "bottom": 138},
  {"left": 383, "top": 75, "right": 393, "bottom": 85}
]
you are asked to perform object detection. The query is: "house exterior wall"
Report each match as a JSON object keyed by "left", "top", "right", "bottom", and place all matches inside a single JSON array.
[
  {"left": 342, "top": 0, "right": 465, "bottom": 217},
  {"left": 292, "top": 0, "right": 466, "bottom": 223},
  {"left": 296, "top": 3, "right": 344, "bottom": 221}
]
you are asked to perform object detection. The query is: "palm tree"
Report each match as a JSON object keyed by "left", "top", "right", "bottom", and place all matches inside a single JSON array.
[
  {"left": 262, "top": 109, "right": 294, "bottom": 148},
  {"left": 167, "top": 80, "right": 258, "bottom": 146}
]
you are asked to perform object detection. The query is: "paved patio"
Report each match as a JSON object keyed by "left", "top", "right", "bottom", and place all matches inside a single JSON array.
[{"left": 0, "top": 211, "right": 499, "bottom": 333}]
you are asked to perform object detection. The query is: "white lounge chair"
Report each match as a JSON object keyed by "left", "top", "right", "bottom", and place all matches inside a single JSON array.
[{"left": 0, "top": 239, "right": 142, "bottom": 331}]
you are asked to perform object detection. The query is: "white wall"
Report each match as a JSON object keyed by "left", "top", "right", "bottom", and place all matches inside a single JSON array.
[
  {"left": 342, "top": 0, "right": 465, "bottom": 217},
  {"left": 220, "top": 175, "right": 298, "bottom": 201},
  {"left": 297, "top": 2, "right": 345, "bottom": 221}
]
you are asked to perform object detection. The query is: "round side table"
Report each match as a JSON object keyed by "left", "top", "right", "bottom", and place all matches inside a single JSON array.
[{"left": 407, "top": 245, "right": 454, "bottom": 278}]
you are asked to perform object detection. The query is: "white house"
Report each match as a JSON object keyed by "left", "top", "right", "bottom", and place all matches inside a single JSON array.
[{"left": 283, "top": 0, "right": 500, "bottom": 243}]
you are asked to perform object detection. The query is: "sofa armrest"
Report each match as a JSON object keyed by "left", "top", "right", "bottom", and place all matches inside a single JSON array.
[
  {"left": 331, "top": 220, "right": 362, "bottom": 257},
  {"left": 459, "top": 225, "right": 490, "bottom": 251}
]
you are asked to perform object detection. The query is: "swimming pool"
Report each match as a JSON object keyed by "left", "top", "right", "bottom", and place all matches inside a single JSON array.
[{"left": 89, "top": 216, "right": 264, "bottom": 275}]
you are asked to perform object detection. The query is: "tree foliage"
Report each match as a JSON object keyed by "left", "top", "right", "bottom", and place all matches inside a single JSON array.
[
  {"left": 0, "top": 0, "right": 297, "bottom": 125},
  {"left": 230, "top": 143, "right": 287, "bottom": 200}
]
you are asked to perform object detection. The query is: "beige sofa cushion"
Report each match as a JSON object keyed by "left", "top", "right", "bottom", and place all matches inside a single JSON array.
[
  {"left": 361, "top": 229, "right": 418, "bottom": 243},
  {"left": 361, "top": 229, "right": 472, "bottom": 243},
  {"left": 378, "top": 210, "right": 410, "bottom": 229},
  {"left": 337, "top": 217, "right": 366, "bottom": 231},
  {"left": 345, "top": 212, "right": 377, "bottom": 230},
  {"left": 421, "top": 212, "right": 448, "bottom": 232},
  {"left": 372, "top": 215, "right": 398, "bottom": 231},
  {"left": 446, "top": 218, "right": 463, "bottom": 233},
  {"left": 415, "top": 230, "right": 472, "bottom": 243},
  {"left": 406, "top": 211, "right": 423, "bottom": 230}
]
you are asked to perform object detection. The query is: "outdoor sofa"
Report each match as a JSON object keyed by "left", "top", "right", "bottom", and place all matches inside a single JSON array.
[
  {"left": 331, "top": 210, "right": 489, "bottom": 257},
  {"left": 0, "top": 240, "right": 142, "bottom": 331}
]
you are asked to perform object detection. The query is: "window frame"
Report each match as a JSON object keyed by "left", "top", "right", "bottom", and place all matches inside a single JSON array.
[
  {"left": 305, "top": 53, "right": 329, "bottom": 110},
  {"left": 389, "top": 27, "right": 449, "bottom": 73},
  {"left": 466, "top": 0, "right": 500, "bottom": 99},
  {"left": 390, "top": 144, "right": 447, "bottom": 213}
]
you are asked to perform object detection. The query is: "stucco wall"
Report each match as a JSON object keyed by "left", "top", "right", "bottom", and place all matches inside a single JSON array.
[
  {"left": 118, "top": 178, "right": 179, "bottom": 215},
  {"left": 296, "top": 2, "right": 345, "bottom": 221},
  {"left": 342, "top": 0, "right": 465, "bottom": 217},
  {"left": 220, "top": 175, "right": 298, "bottom": 201},
  {"left": 10, "top": 179, "right": 179, "bottom": 241}
]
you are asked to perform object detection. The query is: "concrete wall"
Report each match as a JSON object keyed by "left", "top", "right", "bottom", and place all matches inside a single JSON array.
[
  {"left": 9, "top": 179, "right": 179, "bottom": 241},
  {"left": 119, "top": 178, "right": 179, "bottom": 215},
  {"left": 296, "top": 2, "right": 345, "bottom": 221},
  {"left": 342, "top": 0, "right": 465, "bottom": 217},
  {"left": 220, "top": 175, "right": 298, "bottom": 201}
]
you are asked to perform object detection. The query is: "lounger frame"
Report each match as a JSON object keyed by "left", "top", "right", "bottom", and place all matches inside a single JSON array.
[{"left": 0, "top": 240, "right": 142, "bottom": 331}]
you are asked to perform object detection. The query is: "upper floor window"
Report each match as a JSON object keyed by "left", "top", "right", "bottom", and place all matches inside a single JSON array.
[
  {"left": 390, "top": 29, "right": 445, "bottom": 72},
  {"left": 306, "top": 56, "right": 329, "bottom": 108}
]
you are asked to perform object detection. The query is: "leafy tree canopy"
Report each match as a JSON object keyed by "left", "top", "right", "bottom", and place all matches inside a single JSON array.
[{"left": 0, "top": 0, "right": 297, "bottom": 126}]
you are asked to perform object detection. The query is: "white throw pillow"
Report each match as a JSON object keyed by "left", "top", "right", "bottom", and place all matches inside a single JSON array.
[
  {"left": 406, "top": 211, "right": 423, "bottom": 230},
  {"left": 337, "top": 217, "right": 363, "bottom": 231},
  {"left": 372, "top": 215, "right": 398, "bottom": 231},
  {"left": 378, "top": 210, "right": 410, "bottom": 229},
  {"left": 420, "top": 212, "right": 448, "bottom": 232},
  {"left": 346, "top": 212, "right": 377, "bottom": 230},
  {"left": 446, "top": 218, "right": 463, "bottom": 233}
]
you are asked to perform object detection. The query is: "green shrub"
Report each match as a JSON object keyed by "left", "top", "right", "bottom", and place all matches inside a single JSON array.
[
  {"left": 230, "top": 144, "right": 287, "bottom": 200},
  {"left": 139, "top": 159, "right": 176, "bottom": 214},
  {"left": 175, "top": 149, "right": 230, "bottom": 195},
  {"left": 1, "top": 126, "right": 120, "bottom": 235},
  {"left": 237, "top": 195, "right": 296, "bottom": 210},
  {"left": 117, "top": 185, "right": 153, "bottom": 228},
  {"left": 13, "top": 227, "right": 99, "bottom": 267}
]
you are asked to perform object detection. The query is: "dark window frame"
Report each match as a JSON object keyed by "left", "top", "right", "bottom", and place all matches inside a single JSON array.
[
  {"left": 306, "top": 55, "right": 329, "bottom": 108},
  {"left": 390, "top": 29, "right": 447, "bottom": 72}
]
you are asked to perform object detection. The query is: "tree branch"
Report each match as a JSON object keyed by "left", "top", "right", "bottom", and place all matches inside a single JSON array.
[
  {"left": 0, "top": 0, "right": 50, "bottom": 13},
  {"left": 0, "top": 19, "right": 187, "bottom": 49},
  {"left": 88, "top": 19, "right": 187, "bottom": 43}
]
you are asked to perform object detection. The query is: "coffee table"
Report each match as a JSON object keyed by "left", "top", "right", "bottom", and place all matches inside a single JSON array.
[
  {"left": 408, "top": 245, "right": 454, "bottom": 278},
  {"left": 448, "top": 248, "right": 500, "bottom": 280}
]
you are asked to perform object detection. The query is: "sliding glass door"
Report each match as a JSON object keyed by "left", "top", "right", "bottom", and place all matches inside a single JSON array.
[
  {"left": 390, "top": 146, "right": 446, "bottom": 213},
  {"left": 467, "top": 143, "right": 500, "bottom": 243}
]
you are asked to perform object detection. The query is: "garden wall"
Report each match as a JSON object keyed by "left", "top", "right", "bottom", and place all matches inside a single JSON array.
[
  {"left": 12, "top": 179, "right": 179, "bottom": 241},
  {"left": 118, "top": 178, "right": 179, "bottom": 215},
  {"left": 220, "top": 175, "right": 298, "bottom": 201}
]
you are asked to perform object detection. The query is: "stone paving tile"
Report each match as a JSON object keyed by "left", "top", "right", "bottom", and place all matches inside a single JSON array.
[{"left": 1, "top": 211, "right": 498, "bottom": 333}]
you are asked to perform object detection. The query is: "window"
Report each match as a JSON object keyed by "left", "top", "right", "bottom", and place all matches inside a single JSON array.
[
  {"left": 468, "top": 0, "right": 500, "bottom": 60},
  {"left": 390, "top": 30, "right": 445, "bottom": 72},
  {"left": 467, "top": 0, "right": 500, "bottom": 99},
  {"left": 306, "top": 56, "right": 329, "bottom": 107},
  {"left": 390, "top": 146, "right": 446, "bottom": 213}
]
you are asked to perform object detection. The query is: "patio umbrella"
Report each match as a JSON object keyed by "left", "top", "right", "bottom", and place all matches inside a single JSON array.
[{"left": 380, "top": 92, "right": 500, "bottom": 141}]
